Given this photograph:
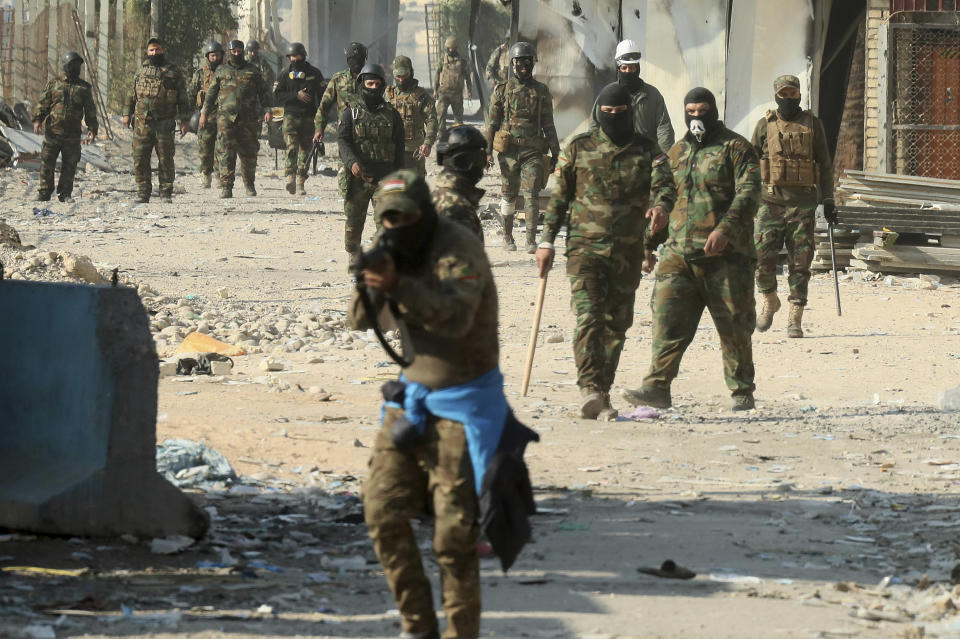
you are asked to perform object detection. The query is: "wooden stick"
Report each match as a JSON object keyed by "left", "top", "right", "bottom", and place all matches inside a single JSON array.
[{"left": 521, "top": 275, "right": 549, "bottom": 397}]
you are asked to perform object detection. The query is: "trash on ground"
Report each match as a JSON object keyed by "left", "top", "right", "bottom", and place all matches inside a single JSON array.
[
  {"left": 617, "top": 406, "right": 661, "bottom": 421},
  {"left": 149, "top": 535, "right": 196, "bottom": 555},
  {"left": 156, "top": 438, "right": 237, "bottom": 488}
]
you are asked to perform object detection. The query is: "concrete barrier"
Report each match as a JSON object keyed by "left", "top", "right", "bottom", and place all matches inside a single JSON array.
[{"left": 0, "top": 281, "right": 208, "bottom": 539}]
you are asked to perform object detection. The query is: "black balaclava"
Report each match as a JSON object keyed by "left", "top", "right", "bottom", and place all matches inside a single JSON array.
[
  {"left": 64, "top": 60, "right": 82, "bottom": 81},
  {"left": 228, "top": 50, "right": 244, "bottom": 67},
  {"left": 617, "top": 67, "right": 642, "bottom": 91},
  {"left": 776, "top": 95, "right": 802, "bottom": 120},
  {"left": 683, "top": 87, "right": 719, "bottom": 143},
  {"left": 380, "top": 202, "right": 439, "bottom": 273},
  {"left": 596, "top": 83, "right": 633, "bottom": 146},
  {"left": 513, "top": 57, "right": 533, "bottom": 82},
  {"left": 290, "top": 57, "right": 307, "bottom": 71},
  {"left": 347, "top": 54, "right": 366, "bottom": 75},
  {"left": 148, "top": 52, "right": 165, "bottom": 67},
  {"left": 396, "top": 75, "right": 414, "bottom": 91},
  {"left": 361, "top": 79, "right": 386, "bottom": 109}
]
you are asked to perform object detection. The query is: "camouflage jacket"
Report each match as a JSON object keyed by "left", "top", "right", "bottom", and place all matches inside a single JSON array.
[
  {"left": 661, "top": 124, "right": 761, "bottom": 260},
  {"left": 433, "top": 169, "right": 485, "bottom": 241},
  {"left": 124, "top": 60, "right": 190, "bottom": 123},
  {"left": 485, "top": 43, "right": 509, "bottom": 85},
  {"left": 337, "top": 101, "right": 405, "bottom": 180},
  {"left": 588, "top": 79, "right": 674, "bottom": 155},
  {"left": 188, "top": 60, "right": 220, "bottom": 115},
  {"left": 486, "top": 77, "right": 560, "bottom": 156},
  {"left": 434, "top": 52, "right": 470, "bottom": 96},
  {"left": 316, "top": 68, "right": 360, "bottom": 132},
  {"left": 249, "top": 55, "right": 276, "bottom": 88},
  {"left": 385, "top": 79, "right": 438, "bottom": 151},
  {"left": 202, "top": 59, "right": 272, "bottom": 124},
  {"left": 542, "top": 128, "right": 676, "bottom": 254},
  {"left": 33, "top": 75, "right": 98, "bottom": 137}
]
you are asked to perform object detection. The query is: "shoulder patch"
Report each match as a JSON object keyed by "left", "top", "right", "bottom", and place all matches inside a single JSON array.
[{"left": 652, "top": 152, "right": 668, "bottom": 165}]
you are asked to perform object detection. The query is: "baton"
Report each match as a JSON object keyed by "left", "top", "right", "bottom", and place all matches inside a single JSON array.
[
  {"left": 521, "top": 275, "right": 549, "bottom": 397},
  {"left": 828, "top": 222, "right": 842, "bottom": 317}
]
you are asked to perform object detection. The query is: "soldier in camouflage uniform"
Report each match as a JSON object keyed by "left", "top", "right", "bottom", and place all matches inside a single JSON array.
[
  {"left": 245, "top": 40, "right": 276, "bottom": 138},
  {"left": 486, "top": 41, "right": 560, "bottom": 253},
  {"left": 273, "top": 42, "right": 324, "bottom": 195},
  {"left": 432, "top": 125, "right": 487, "bottom": 243},
  {"left": 313, "top": 42, "right": 366, "bottom": 146},
  {"left": 123, "top": 38, "right": 190, "bottom": 203},
  {"left": 337, "top": 63, "right": 405, "bottom": 257},
  {"left": 752, "top": 74, "right": 835, "bottom": 338},
  {"left": 349, "top": 170, "right": 500, "bottom": 639},
  {"left": 623, "top": 87, "right": 761, "bottom": 412},
  {"left": 434, "top": 36, "right": 472, "bottom": 133},
  {"left": 484, "top": 40, "right": 509, "bottom": 90},
  {"left": 200, "top": 40, "right": 273, "bottom": 198},
  {"left": 32, "top": 51, "right": 98, "bottom": 203},
  {"left": 386, "top": 55, "right": 438, "bottom": 176},
  {"left": 536, "top": 84, "right": 676, "bottom": 420},
  {"left": 187, "top": 41, "right": 224, "bottom": 189}
]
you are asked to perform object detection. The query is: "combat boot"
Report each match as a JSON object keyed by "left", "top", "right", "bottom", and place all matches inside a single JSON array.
[
  {"left": 201, "top": 173, "right": 212, "bottom": 189},
  {"left": 134, "top": 193, "right": 150, "bottom": 204},
  {"left": 219, "top": 187, "right": 233, "bottom": 199},
  {"left": 296, "top": 176, "right": 306, "bottom": 195},
  {"left": 500, "top": 198, "right": 517, "bottom": 251},
  {"left": 285, "top": 174, "right": 296, "bottom": 195},
  {"left": 579, "top": 388, "right": 604, "bottom": 420},
  {"left": 597, "top": 391, "right": 618, "bottom": 421},
  {"left": 244, "top": 181, "right": 257, "bottom": 197},
  {"left": 622, "top": 385, "right": 672, "bottom": 409},
  {"left": 35, "top": 192, "right": 51, "bottom": 202},
  {"left": 57, "top": 193, "right": 74, "bottom": 203},
  {"left": 732, "top": 394, "right": 755, "bottom": 411},
  {"left": 787, "top": 302, "right": 804, "bottom": 338},
  {"left": 159, "top": 191, "right": 173, "bottom": 203},
  {"left": 525, "top": 208, "right": 539, "bottom": 254},
  {"left": 756, "top": 291, "right": 781, "bottom": 332}
]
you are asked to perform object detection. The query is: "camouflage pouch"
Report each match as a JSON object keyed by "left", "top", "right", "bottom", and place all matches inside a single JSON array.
[{"left": 493, "top": 129, "right": 513, "bottom": 153}]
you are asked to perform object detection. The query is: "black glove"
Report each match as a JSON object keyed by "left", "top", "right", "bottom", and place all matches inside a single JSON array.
[
  {"left": 549, "top": 154, "right": 558, "bottom": 172},
  {"left": 823, "top": 201, "right": 838, "bottom": 225}
]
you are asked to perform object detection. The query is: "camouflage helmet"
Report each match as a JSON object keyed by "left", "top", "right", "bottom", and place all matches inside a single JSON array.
[
  {"left": 286, "top": 42, "right": 307, "bottom": 58},
  {"left": 245, "top": 39, "right": 260, "bottom": 52},
  {"left": 60, "top": 51, "right": 83, "bottom": 67},
  {"left": 373, "top": 169, "right": 432, "bottom": 218},
  {"left": 203, "top": 41, "right": 224, "bottom": 56},
  {"left": 228, "top": 39, "right": 244, "bottom": 52},
  {"left": 392, "top": 55, "right": 413, "bottom": 76},
  {"left": 445, "top": 36, "right": 457, "bottom": 49},
  {"left": 509, "top": 41, "right": 536, "bottom": 61}
]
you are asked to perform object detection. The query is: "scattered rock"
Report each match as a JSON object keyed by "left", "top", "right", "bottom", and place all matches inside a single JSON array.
[
  {"left": 260, "top": 357, "right": 284, "bottom": 372},
  {"left": 61, "top": 253, "right": 101, "bottom": 283}
]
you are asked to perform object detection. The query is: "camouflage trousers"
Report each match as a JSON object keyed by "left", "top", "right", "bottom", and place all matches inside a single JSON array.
[
  {"left": 754, "top": 200, "right": 817, "bottom": 306},
  {"left": 436, "top": 92, "right": 463, "bottom": 130},
  {"left": 568, "top": 245, "right": 644, "bottom": 393},
  {"left": 283, "top": 113, "right": 315, "bottom": 178},
  {"left": 216, "top": 117, "right": 260, "bottom": 188},
  {"left": 197, "top": 119, "right": 218, "bottom": 176},
  {"left": 400, "top": 147, "right": 427, "bottom": 176},
  {"left": 339, "top": 169, "right": 379, "bottom": 254},
  {"left": 497, "top": 147, "right": 544, "bottom": 239},
  {"left": 644, "top": 252, "right": 757, "bottom": 397},
  {"left": 364, "top": 407, "right": 480, "bottom": 639},
  {"left": 38, "top": 133, "right": 81, "bottom": 198},
  {"left": 133, "top": 119, "right": 176, "bottom": 196}
]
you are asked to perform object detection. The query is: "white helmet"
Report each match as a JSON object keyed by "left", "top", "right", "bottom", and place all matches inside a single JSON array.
[{"left": 614, "top": 39, "right": 642, "bottom": 65}]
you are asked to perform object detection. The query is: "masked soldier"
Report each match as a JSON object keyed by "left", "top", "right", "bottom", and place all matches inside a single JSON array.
[
  {"left": 485, "top": 40, "right": 510, "bottom": 90},
  {"left": 274, "top": 42, "right": 325, "bottom": 195},
  {"left": 434, "top": 36, "right": 472, "bottom": 133},
  {"left": 486, "top": 41, "right": 560, "bottom": 253},
  {"left": 313, "top": 41, "right": 366, "bottom": 146},
  {"left": 32, "top": 51, "right": 98, "bottom": 203},
  {"left": 337, "top": 63, "right": 405, "bottom": 258},
  {"left": 386, "top": 55, "right": 438, "bottom": 176},
  {"left": 200, "top": 40, "right": 272, "bottom": 198},
  {"left": 122, "top": 38, "right": 190, "bottom": 203},
  {"left": 624, "top": 87, "right": 761, "bottom": 412},
  {"left": 536, "top": 84, "right": 676, "bottom": 420},
  {"left": 350, "top": 169, "right": 501, "bottom": 639},
  {"left": 432, "top": 125, "right": 488, "bottom": 243},
  {"left": 588, "top": 39, "right": 674, "bottom": 155},
  {"left": 753, "top": 75, "right": 835, "bottom": 338},
  {"left": 188, "top": 41, "right": 224, "bottom": 189},
  {"left": 244, "top": 40, "right": 276, "bottom": 90}
]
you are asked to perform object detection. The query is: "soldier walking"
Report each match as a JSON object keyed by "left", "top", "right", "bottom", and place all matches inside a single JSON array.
[
  {"left": 536, "top": 84, "right": 676, "bottom": 419},
  {"left": 188, "top": 41, "right": 223, "bottom": 189},
  {"left": 753, "top": 75, "right": 836, "bottom": 338},
  {"left": 32, "top": 52, "right": 98, "bottom": 203},
  {"left": 245, "top": 40, "right": 276, "bottom": 88},
  {"left": 623, "top": 87, "right": 761, "bottom": 412},
  {"left": 486, "top": 41, "right": 560, "bottom": 253},
  {"left": 313, "top": 42, "right": 366, "bottom": 147},
  {"left": 434, "top": 36, "right": 472, "bottom": 133},
  {"left": 484, "top": 39, "right": 509, "bottom": 90},
  {"left": 350, "top": 170, "right": 502, "bottom": 639},
  {"left": 386, "top": 55, "right": 438, "bottom": 176},
  {"left": 588, "top": 39, "right": 674, "bottom": 155},
  {"left": 432, "top": 125, "right": 488, "bottom": 243},
  {"left": 200, "top": 40, "right": 272, "bottom": 198},
  {"left": 274, "top": 42, "right": 324, "bottom": 195},
  {"left": 337, "top": 63, "right": 405, "bottom": 258},
  {"left": 122, "top": 38, "right": 190, "bottom": 203}
]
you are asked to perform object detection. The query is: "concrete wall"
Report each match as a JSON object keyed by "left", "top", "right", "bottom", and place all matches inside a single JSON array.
[{"left": 863, "top": 0, "right": 890, "bottom": 172}]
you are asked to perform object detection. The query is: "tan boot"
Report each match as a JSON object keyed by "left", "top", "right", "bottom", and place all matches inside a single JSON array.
[
  {"left": 756, "top": 291, "right": 781, "bottom": 332},
  {"left": 285, "top": 175, "right": 296, "bottom": 194},
  {"left": 296, "top": 176, "right": 306, "bottom": 195},
  {"left": 787, "top": 302, "right": 804, "bottom": 338},
  {"left": 500, "top": 199, "right": 517, "bottom": 251},
  {"left": 580, "top": 388, "right": 604, "bottom": 420},
  {"left": 201, "top": 173, "right": 212, "bottom": 189}
]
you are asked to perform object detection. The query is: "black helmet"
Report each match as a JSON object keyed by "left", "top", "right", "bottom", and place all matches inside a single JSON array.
[
  {"left": 188, "top": 111, "right": 201, "bottom": 134},
  {"left": 228, "top": 40, "right": 244, "bottom": 52},
  {"left": 61, "top": 51, "right": 83, "bottom": 67},
  {"left": 245, "top": 40, "right": 260, "bottom": 52},
  {"left": 203, "top": 41, "right": 224, "bottom": 56},
  {"left": 345, "top": 41, "right": 368, "bottom": 59},
  {"left": 436, "top": 125, "right": 487, "bottom": 179},
  {"left": 357, "top": 62, "right": 385, "bottom": 85},
  {"left": 286, "top": 42, "right": 307, "bottom": 58},
  {"left": 509, "top": 41, "right": 536, "bottom": 61}
]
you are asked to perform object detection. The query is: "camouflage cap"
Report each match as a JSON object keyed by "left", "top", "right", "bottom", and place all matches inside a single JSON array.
[
  {"left": 374, "top": 170, "right": 431, "bottom": 217},
  {"left": 774, "top": 75, "right": 800, "bottom": 93},
  {"left": 392, "top": 55, "right": 413, "bottom": 76}
]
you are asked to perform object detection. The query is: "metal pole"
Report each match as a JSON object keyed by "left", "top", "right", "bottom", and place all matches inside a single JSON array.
[
  {"left": 828, "top": 222, "right": 842, "bottom": 317},
  {"left": 150, "top": 0, "right": 160, "bottom": 38}
]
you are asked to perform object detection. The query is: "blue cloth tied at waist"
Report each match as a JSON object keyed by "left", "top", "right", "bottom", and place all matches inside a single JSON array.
[{"left": 382, "top": 366, "right": 508, "bottom": 494}]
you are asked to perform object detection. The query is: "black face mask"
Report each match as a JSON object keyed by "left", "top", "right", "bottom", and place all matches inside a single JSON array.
[
  {"left": 443, "top": 149, "right": 486, "bottom": 183},
  {"left": 617, "top": 70, "right": 642, "bottom": 91},
  {"left": 290, "top": 59, "right": 307, "bottom": 70},
  {"left": 776, "top": 96, "right": 802, "bottom": 120},
  {"left": 447, "top": 49, "right": 458, "bottom": 58},
  {"left": 513, "top": 58, "right": 533, "bottom": 81},
  {"left": 380, "top": 205, "right": 438, "bottom": 272},
  {"left": 228, "top": 52, "right": 244, "bottom": 67},
  {"left": 396, "top": 76, "right": 414, "bottom": 91},
  {"left": 64, "top": 62, "right": 82, "bottom": 81},
  {"left": 683, "top": 87, "right": 720, "bottom": 144},
  {"left": 148, "top": 53, "right": 165, "bottom": 67},
  {"left": 596, "top": 83, "right": 633, "bottom": 146},
  {"left": 362, "top": 84, "right": 385, "bottom": 109},
  {"left": 347, "top": 56, "right": 365, "bottom": 75}
]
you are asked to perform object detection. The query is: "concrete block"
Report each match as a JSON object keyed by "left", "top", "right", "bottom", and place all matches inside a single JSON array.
[{"left": 0, "top": 281, "right": 208, "bottom": 539}]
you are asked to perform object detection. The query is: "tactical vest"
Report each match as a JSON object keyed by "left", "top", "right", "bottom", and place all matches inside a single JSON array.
[
  {"left": 387, "top": 86, "right": 424, "bottom": 143},
  {"left": 46, "top": 79, "right": 88, "bottom": 134},
  {"left": 761, "top": 110, "right": 818, "bottom": 187},
  {"left": 439, "top": 56, "right": 465, "bottom": 92},
  {"left": 503, "top": 81, "right": 546, "bottom": 149},
  {"left": 197, "top": 65, "right": 217, "bottom": 108},
  {"left": 135, "top": 65, "right": 179, "bottom": 118},
  {"left": 353, "top": 106, "right": 396, "bottom": 163}
]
